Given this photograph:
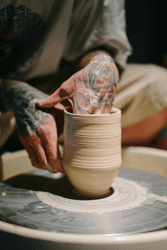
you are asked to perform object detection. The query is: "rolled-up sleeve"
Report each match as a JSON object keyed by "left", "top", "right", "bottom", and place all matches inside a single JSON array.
[{"left": 63, "top": 0, "right": 132, "bottom": 71}]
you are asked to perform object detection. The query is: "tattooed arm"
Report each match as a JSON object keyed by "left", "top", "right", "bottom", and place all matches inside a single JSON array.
[
  {"left": 0, "top": 79, "right": 64, "bottom": 172},
  {"left": 38, "top": 52, "right": 119, "bottom": 114},
  {"left": 0, "top": 52, "right": 118, "bottom": 172}
]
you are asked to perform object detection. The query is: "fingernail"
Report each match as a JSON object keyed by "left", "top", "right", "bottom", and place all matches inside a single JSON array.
[{"left": 47, "top": 162, "right": 57, "bottom": 173}]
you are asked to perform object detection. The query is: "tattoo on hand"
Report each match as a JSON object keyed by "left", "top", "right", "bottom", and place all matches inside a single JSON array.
[{"left": 73, "top": 54, "right": 119, "bottom": 114}]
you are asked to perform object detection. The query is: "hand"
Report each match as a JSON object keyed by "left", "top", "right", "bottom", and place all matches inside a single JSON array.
[
  {"left": 5, "top": 81, "right": 65, "bottom": 172},
  {"left": 18, "top": 99, "right": 65, "bottom": 172},
  {"left": 37, "top": 54, "right": 119, "bottom": 114}
]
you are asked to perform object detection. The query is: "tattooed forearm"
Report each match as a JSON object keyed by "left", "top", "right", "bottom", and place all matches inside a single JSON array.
[
  {"left": 0, "top": 79, "right": 50, "bottom": 136},
  {"left": 73, "top": 53, "right": 119, "bottom": 114},
  {"left": 0, "top": 79, "right": 47, "bottom": 109},
  {"left": 0, "top": 78, "right": 64, "bottom": 172}
]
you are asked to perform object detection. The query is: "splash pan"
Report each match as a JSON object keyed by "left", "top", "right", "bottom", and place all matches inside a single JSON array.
[{"left": 0, "top": 147, "right": 167, "bottom": 250}]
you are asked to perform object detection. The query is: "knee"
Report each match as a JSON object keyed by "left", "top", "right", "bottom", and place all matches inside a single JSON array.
[
  {"left": 145, "top": 64, "right": 167, "bottom": 108},
  {"left": 145, "top": 64, "right": 167, "bottom": 84}
]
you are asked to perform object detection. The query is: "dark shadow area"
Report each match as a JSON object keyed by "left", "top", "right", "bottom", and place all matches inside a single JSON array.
[
  {"left": 4, "top": 172, "right": 72, "bottom": 197},
  {"left": 126, "top": 0, "right": 167, "bottom": 66},
  {"left": 3, "top": 171, "right": 114, "bottom": 200},
  {"left": 0, "top": 130, "right": 24, "bottom": 154}
]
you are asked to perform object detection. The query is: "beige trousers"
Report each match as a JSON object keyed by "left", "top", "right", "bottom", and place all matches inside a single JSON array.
[
  {"left": 1, "top": 63, "right": 167, "bottom": 149},
  {"left": 115, "top": 64, "right": 167, "bottom": 128}
]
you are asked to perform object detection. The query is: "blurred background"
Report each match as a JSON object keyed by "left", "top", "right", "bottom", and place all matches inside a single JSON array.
[{"left": 126, "top": 0, "right": 167, "bottom": 66}]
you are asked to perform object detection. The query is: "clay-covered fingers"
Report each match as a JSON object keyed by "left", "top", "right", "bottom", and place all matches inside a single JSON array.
[
  {"left": 19, "top": 118, "right": 64, "bottom": 173},
  {"left": 19, "top": 134, "right": 47, "bottom": 170},
  {"left": 40, "top": 117, "right": 64, "bottom": 172},
  {"left": 37, "top": 79, "right": 74, "bottom": 109}
]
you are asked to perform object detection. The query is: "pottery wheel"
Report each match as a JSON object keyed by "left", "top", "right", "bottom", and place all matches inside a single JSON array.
[{"left": 0, "top": 167, "right": 167, "bottom": 235}]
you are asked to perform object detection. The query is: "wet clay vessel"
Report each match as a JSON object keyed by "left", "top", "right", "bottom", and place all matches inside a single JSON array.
[{"left": 63, "top": 107, "right": 122, "bottom": 199}]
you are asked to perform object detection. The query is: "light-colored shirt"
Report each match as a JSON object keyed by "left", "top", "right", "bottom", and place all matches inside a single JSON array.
[{"left": 0, "top": 0, "right": 132, "bottom": 80}]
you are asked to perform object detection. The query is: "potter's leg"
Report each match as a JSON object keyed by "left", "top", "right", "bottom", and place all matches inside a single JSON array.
[
  {"left": 150, "top": 124, "right": 167, "bottom": 150},
  {"left": 114, "top": 64, "right": 167, "bottom": 147},
  {"left": 121, "top": 107, "right": 167, "bottom": 146}
]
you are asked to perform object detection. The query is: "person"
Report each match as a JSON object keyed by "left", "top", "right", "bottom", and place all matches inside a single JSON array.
[{"left": 0, "top": 1, "right": 166, "bottom": 174}]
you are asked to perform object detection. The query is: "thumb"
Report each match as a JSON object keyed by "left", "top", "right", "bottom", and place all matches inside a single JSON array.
[
  {"left": 37, "top": 91, "right": 62, "bottom": 108},
  {"left": 37, "top": 97, "right": 66, "bottom": 111},
  {"left": 37, "top": 81, "right": 73, "bottom": 108}
]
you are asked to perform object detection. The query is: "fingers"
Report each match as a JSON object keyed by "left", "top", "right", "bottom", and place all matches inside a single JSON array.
[
  {"left": 37, "top": 79, "right": 74, "bottom": 108},
  {"left": 44, "top": 140, "right": 64, "bottom": 173},
  {"left": 19, "top": 135, "right": 47, "bottom": 169},
  {"left": 37, "top": 97, "right": 66, "bottom": 109},
  {"left": 37, "top": 90, "right": 65, "bottom": 108},
  {"left": 40, "top": 118, "right": 64, "bottom": 172},
  {"left": 19, "top": 123, "right": 64, "bottom": 173}
]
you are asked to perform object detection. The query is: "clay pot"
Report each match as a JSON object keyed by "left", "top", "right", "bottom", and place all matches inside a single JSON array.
[{"left": 63, "top": 107, "right": 122, "bottom": 199}]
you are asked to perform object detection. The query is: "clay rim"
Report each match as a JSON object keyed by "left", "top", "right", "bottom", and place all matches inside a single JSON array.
[{"left": 64, "top": 107, "right": 121, "bottom": 117}]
